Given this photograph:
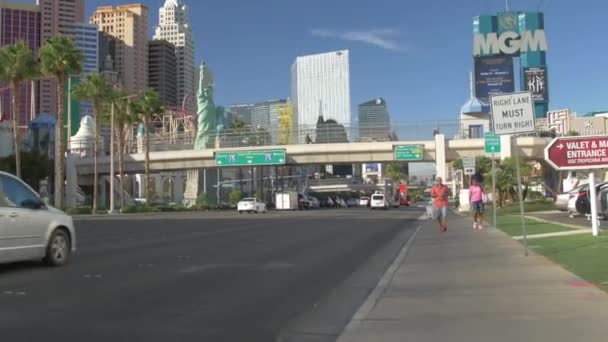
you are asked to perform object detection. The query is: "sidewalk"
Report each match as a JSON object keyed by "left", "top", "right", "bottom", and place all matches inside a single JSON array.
[{"left": 337, "top": 214, "right": 608, "bottom": 342}]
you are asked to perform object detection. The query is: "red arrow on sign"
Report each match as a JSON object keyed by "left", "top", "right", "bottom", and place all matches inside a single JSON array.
[{"left": 545, "top": 135, "right": 608, "bottom": 170}]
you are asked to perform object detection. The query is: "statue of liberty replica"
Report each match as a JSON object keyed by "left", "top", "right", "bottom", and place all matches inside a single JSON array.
[{"left": 184, "top": 62, "right": 225, "bottom": 207}]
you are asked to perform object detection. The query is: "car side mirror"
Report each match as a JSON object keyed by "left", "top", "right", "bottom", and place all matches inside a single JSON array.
[{"left": 21, "top": 198, "right": 44, "bottom": 210}]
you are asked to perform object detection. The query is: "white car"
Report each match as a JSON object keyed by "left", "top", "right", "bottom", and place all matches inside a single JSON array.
[
  {"left": 237, "top": 198, "right": 267, "bottom": 214},
  {"left": 359, "top": 196, "right": 370, "bottom": 207},
  {"left": 370, "top": 194, "right": 388, "bottom": 210},
  {"left": 308, "top": 196, "right": 320, "bottom": 209},
  {"left": 0, "top": 171, "right": 76, "bottom": 266}
]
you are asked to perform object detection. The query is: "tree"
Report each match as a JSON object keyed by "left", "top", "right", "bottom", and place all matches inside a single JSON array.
[
  {"left": 386, "top": 162, "right": 406, "bottom": 182},
  {"left": 103, "top": 90, "right": 137, "bottom": 210},
  {"left": 72, "top": 73, "right": 113, "bottom": 213},
  {"left": 132, "top": 88, "right": 163, "bottom": 205},
  {"left": 0, "top": 41, "right": 39, "bottom": 178},
  {"left": 39, "top": 36, "right": 83, "bottom": 208},
  {"left": 484, "top": 157, "right": 532, "bottom": 206}
]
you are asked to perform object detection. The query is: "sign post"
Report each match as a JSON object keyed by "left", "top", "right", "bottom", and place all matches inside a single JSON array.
[
  {"left": 491, "top": 153, "right": 497, "bottom": 228},
  {"left": 544, "top": 135, "right": 608, "bottom": 236},
  {"left": 485, "top": 131, "right": 502, "bottom": 227},
  {"left": 490, "top": 92, "right": 536, "bottom": 256}
]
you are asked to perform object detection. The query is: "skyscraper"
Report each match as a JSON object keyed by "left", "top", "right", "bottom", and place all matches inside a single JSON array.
[
  {"left": 37, "top": 0, "right": 85, "bottom": 114},
  {"left": 228, "top": 103, "right": 254, "bottom": 125},
  {"left": 0, "top": 3, "right": 41, "bottom": 127},
  {"left": 277, "top": 102, "right": 293, "bottom": 145},
  {"left": 148, "top": 39, "right": 177, "bottom": 108},
  {"left": 251, "top": 99, "right": 287, "bottom": 144},
  {"left": 291, "top": 50, "right": 351, "bottom": 143},
  {"left": 358, "top": 98, "right": 391, "bottom": 141},
  {"left": 69, "top": 22, "right": 99, "bottom": 118},
  {"left": 90, "top": 4, "right": 149, "bottom": 93},
  {"left": 153, "top": 0, "right": 195, "bottom": 113}
]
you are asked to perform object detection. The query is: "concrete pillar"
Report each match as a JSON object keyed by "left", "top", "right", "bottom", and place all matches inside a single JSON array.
[
  {"left": 174, "top": 174, "right": 184, "bottom": 204},
  {"left": 155, "top": 174, "right": 163, "bottom": 201},
  {"left": 65, "top": 153, "right": 77, "bottom": 208},
  {"left": 136, "top": 174, "right": 144, "bottom": 199},
  {"left": 434, "top": 133, "right": 447, "bottom": 180},
  {"left": 100, "top": 176, "right": 107, "bottom": 209},
  {"left": 500, "top": 134, "right": 512, "bottom": 160}
]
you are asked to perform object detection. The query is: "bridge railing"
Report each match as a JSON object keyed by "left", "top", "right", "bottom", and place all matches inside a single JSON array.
[{"left": 84, "top": 118, "right": 553, "bottom": 156}]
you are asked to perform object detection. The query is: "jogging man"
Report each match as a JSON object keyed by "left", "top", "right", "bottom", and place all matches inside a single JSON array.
[{"left": 431, "top": 177, "right": 449, "bottom": 232}]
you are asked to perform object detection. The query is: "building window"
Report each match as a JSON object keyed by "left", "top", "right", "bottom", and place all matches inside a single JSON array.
[{"left": 469, "top": 125, "right": 484, "bottom": 139}]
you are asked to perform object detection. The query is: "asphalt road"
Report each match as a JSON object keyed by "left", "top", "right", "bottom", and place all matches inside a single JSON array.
[{"left": 0, "top": 208, "right": 423, "bottom": 342}]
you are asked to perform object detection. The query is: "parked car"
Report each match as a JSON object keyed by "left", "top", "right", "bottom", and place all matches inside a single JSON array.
[
  {"left": 298, "top": 193, "right": 310, "bottom": 210},
  {"left": 346, "top": 198, "right": 358, "bottom": 207},
  {"left": 237, "top": 198, "right": 267, "bottom": 214},
  {"left": 321, "top": 197, "right": 334, "bottom": 208},
  {"left": 370, "top": 193, "right": 389, "bottom": 210},
  {"left": 308, "top": 196, "right": 320, "bottom": 209},
  {"left": 567, "top": 182, "right": 608, "bottom": 217},
  {"left": 555, "top": 185, "right": 583, "bottom": 212},
  {"left": 0, "top": 171, "right": 76, "bottom": 266},
  {"left": 359, "top": 196, "right": 370, "bottom": 207}
]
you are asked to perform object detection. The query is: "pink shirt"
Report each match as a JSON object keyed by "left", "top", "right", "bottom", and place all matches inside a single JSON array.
[{"left": 470, "top": 185, "right": 483, "bottom": 202}]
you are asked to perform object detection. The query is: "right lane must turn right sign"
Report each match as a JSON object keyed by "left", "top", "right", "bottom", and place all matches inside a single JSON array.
[{"left": 490, "top": 92, "right": 536, "bottom": 135}]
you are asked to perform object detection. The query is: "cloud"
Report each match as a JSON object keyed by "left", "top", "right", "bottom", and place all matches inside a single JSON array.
[{"left": 310, "top": 28, "right": 405, "bottom": 51}]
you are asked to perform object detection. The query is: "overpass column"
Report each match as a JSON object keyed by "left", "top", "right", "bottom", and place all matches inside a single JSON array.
[
  {"left": 174, "top": 174, "right": 184, "bottom": 204},
  {"left": 65, "top": 153, "right": 77, "bottom": 208},
  {"left": 434, "top": 133, "right": 447, "bottom": 180}
]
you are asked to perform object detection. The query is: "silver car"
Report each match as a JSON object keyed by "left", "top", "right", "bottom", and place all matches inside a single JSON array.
[
  {"left": 555, "top": 185, "right": 583, "bottom": 212},
  {"left": 0, "top": 171, "right": 76, "bottom": 266}
]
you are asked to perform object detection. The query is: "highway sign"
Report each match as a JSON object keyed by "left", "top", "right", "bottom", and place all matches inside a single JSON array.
[
  {"left": 545, "top": 135, "right": 608, "bottom": 170},
  {"left": 484, "top": 132, "right": 501, "bottom": 153},
  {"left": 463, "top": 157, "right": 476, "bottom": 176},
  {"left": 394, "top": 145, "right": 424, "bottom": 161},
  {"left": 215, "top": 150, "right": 286, "bottom": 167},
  {"left": 490, "top": 92, "right": 536, "bottom": 135}
]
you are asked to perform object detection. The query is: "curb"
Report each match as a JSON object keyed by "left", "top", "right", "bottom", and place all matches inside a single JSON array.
[{"left": 335, "top": 215, "right": 425, "bottom": 342}]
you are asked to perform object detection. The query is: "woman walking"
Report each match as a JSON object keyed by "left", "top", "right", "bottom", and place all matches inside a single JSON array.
[{"left": 469, "top": 178, "right": 485, "bottom": 230}]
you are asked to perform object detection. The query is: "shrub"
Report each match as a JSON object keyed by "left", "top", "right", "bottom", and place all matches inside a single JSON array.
[
  {"left": 65, "top": 207, "right": 93, "bottom": 215},
  {"left": 195, "top": 192, "right": 209, "bottom": 210},
  {"left": 122, "top": 205, "right": 160, "bottom": 214},
  {"left": 229, "top": 190, "right": 243, "bottom": 207}
]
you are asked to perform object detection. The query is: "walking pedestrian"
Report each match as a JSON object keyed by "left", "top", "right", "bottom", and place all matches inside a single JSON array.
[
  {"left": 469, "top": 178, "right": 485, "bottom": 230},
  {"left": 431, "top": 177, "right": 449, "bottom": 232}
]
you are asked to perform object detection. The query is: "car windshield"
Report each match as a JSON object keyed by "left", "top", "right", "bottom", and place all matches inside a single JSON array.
[
  {"left": 242, "top": 198, "right": 255, "bottom": 202},
  {"left": 372, "top": 195, "right": 384, "bottom": 200}
]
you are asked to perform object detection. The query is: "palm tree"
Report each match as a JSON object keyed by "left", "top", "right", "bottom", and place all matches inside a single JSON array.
[
  {"left": 104, "top": 90, "right": 137, "bottom": 210},
  {"left": 72, "top": 73, "right": 112, "bottom": 214},
  {"left": 39, "top": 36, "right": 82, "bottom": 208},
  {"left": 0, "top": 41, "right": 38, "bottom": 179},
  {"left": 132, "top": 88, "right": 163, "bottom": 205}
]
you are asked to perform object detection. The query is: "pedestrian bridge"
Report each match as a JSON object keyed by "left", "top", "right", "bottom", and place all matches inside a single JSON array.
[{"left": 71, "top": 134, "right": 550, "bottom": 181}]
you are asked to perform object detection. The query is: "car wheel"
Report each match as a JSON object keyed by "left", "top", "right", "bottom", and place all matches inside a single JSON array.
[
  {"left": 44, "top": 229, "right": 71, "bottom": 267},
  {"left": 238, "top": 210, "right": 243, "bottom": 214}
]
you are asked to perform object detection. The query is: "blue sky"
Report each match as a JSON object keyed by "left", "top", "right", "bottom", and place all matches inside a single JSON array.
[{"left": 22, "top": 0, "right": 608, "bottom": 122}]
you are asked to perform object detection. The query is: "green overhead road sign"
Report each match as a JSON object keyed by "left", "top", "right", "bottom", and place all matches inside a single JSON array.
[
  {"left": 395, "top": 145, "right": 424, "bottom": 161},
  {"left": 485, "top": 132, "right": 501, "bottom": 153},
  {"left": 215, "top": 150, "right": 286, "bottom": 167}
]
